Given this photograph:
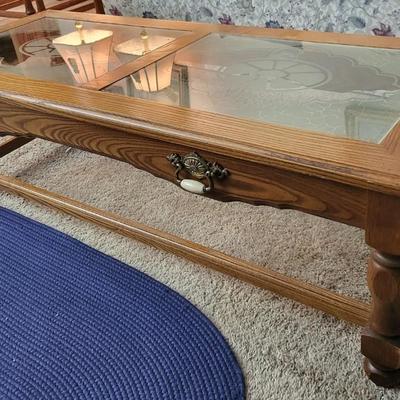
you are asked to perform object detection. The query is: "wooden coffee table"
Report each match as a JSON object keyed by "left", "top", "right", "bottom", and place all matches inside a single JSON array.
[{"left": 1, "top": 10, "right": 400, "bottom": 388}]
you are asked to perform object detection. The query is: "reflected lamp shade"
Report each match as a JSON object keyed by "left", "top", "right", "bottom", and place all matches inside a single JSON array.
[
  {"left": 114, "top": 32, "right": 175, "bottom": 92},
  {"left": 131, "top": 54, "right": 175, "bottom": 92},
  {"left": 53, "top": 27, "right": 113, "bottom": 84}
]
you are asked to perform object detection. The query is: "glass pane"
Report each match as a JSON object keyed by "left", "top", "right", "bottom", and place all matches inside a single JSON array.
[
  {"left": 105, "top": 34, "right": 400, "bottom": 143},
  {"left": 0, "top": 17, "right": 187, "bottom": 85}
]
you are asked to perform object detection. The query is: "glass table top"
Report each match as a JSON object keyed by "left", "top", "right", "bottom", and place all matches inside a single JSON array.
[
  {"left": 104, "top": 33, "right": 400, "bottom": 143},
  {"left": 0, "top": 17, "right": 186, "bottom": 86}
]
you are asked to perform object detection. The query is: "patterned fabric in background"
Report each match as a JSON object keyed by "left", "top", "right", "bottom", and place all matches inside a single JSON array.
[{"left": 105, "top": 0, "right": 399, "bottom": 36}]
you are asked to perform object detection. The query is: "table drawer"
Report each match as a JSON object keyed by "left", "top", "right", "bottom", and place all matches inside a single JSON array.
[
  {"left": 0, "top": 101, "right": 366, "bottom": 228},
  {"left": 128, "top": 141, "right": 365, "bottom": 228}
]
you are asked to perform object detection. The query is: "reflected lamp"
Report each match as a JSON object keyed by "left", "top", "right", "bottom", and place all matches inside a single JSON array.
[
  {"left": 53, "top": 22, "right": 113, "bottom": 84},
  {"left": 114, "top": 30, "right": 175, "bottom": 92}
]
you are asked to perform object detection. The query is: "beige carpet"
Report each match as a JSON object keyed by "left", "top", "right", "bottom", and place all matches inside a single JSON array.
[{"left": 1, "top": 138, "right": 399, "bottom": 399}]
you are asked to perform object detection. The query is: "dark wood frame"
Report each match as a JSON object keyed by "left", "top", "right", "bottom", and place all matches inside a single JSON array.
[
  {"left": 1, "top": 11, "right": 400, "bottom": 387},
  {"left": 0, "top": 0, "right": 104, "bottom": 19}
]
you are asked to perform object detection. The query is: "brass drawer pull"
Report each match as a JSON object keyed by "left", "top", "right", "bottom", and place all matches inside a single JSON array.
[{"left": 167, "top": 152, "right": 229, "bottom": 194}]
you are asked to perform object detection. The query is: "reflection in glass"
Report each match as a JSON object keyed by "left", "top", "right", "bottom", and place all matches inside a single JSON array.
[
  {"left": 130, "top": 55, "right": 175, "bottom": 92},
  {"left": 105, "top": 34, "right": 400, "bottom": 143},
  {"left": 0, "top": 17, "right": 186, "bottom": 86},
  {"left": 53, "top": 22, "right": 113, "bottom": 84},
  {"left": 114, "top": 30, "right": 175, "bottom": 92},
  {"left": 105, "top": 63, "right": 190, "bottom": 107}
]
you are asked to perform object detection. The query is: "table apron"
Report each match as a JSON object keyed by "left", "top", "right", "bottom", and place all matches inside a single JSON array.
[{"left": 0, "top": 104, "right": 367, "bottom": 229}]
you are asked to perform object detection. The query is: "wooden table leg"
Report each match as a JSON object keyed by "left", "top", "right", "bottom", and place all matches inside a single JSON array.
[
  {"left": 362, "top": 192, "right": 400, "bottom": 387},
  {"left": 35, "top": 0, "right": 46, "bottom": 12},
  {"left": 93, "top": 0, "right": 105, "bottom": 14},
  {"left": 361, "top": 251, "right": 400, "bottom": 387},
  {"left": 23, "top": 0, "right": 36, "bottom": 15}
]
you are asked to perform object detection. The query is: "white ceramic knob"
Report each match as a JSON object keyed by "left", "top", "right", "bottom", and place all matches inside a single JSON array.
[{"left": 180, "top": 179, "right": 205, "bottom": 194}]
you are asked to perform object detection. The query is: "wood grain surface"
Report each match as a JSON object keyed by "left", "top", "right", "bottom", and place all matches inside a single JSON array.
[
  {"left": 3, "top": 13, "right": 397, "bottom": 381},
  {"left": 0, "top": 10, "right": 24, "bottom": 17},
  {"left": 0, "top": 11, "right": 399, "bottom": 196},
  {"left": 0, "top": 135, "right": 32, "bottom": 156},
  {"left": 366, "top": 192, "right": 400, "bottom": 255},
  {"left": 362, "top": 192, "right": 400, "bottom": 387},
  {"left": 361, "top": 251, "right": 400, "bottom": 387},
  {"left": 0, "top": 81, "right": 398, "bottom": 196},
  {"left": 0, "top": 101, "right": 368, "bottom": 227},
  {"left": 0, "top": 174, "right": 371, "bottom": 326},
  {"left": 367, "top": 252, "right": 400, "bottom": 337}
]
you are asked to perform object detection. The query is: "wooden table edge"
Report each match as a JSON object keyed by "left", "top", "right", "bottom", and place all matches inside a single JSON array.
[{"left": 0, "top": 85, "right": 398, "bottom": 197}]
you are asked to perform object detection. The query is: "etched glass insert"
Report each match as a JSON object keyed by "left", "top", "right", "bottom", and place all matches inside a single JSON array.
[
  {"left": 0, "top": 18, "right": 186, "bottom": 85},
  {"left": 105, "top": 34, "right": 400, "bottom": 143}
]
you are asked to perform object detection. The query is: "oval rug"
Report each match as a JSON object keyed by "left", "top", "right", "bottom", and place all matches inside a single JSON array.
[{"left": 0, "top": 207, "right": 244, "bottom": 400}]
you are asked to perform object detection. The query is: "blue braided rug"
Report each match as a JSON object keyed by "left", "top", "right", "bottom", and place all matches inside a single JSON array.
[{"left": 0, "top": 207, "right": 244, "bottom": 400}]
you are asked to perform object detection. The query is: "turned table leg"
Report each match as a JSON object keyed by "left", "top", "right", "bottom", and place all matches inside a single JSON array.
[
  {"left": 363, "top": 192, "right": 400, "bottom": 387},
  {"left": 361, "top": 251, "right": 400, "bottom": 387}
]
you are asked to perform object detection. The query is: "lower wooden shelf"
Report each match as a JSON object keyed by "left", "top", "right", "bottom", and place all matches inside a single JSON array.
[{"left": 0, "top": 174, "right": 370, "bottom": 326}]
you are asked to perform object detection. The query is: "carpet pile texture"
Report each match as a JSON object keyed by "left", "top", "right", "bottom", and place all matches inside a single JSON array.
[
  {"left": 1, "top": 138, "right": 399, "bottom": 399},
  {"left": 0, "top": 207, "right": 244, "bottom": 400}
]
